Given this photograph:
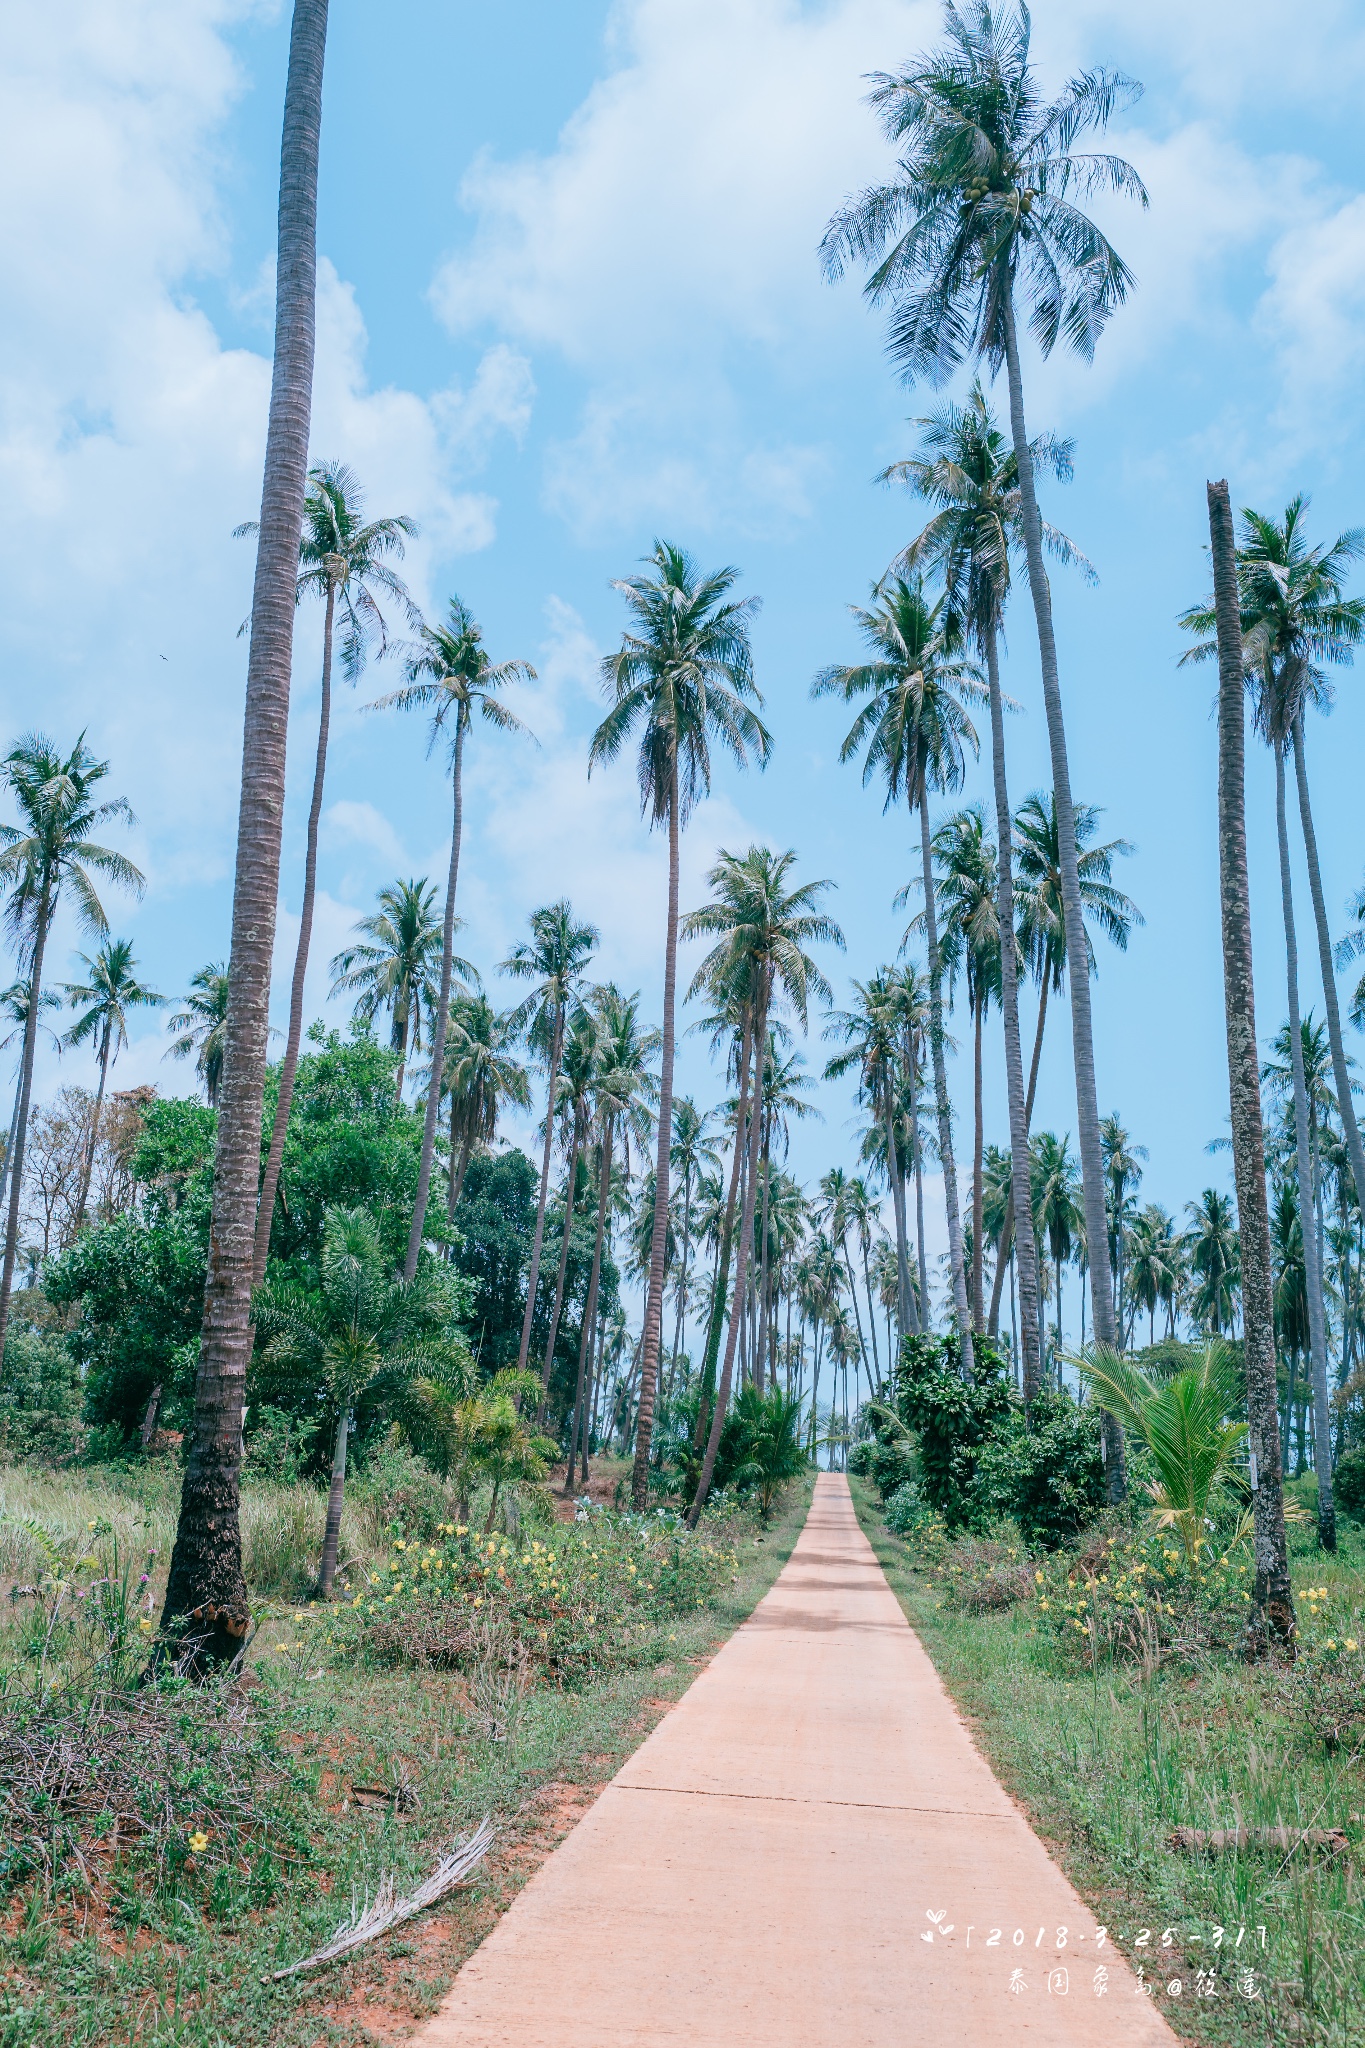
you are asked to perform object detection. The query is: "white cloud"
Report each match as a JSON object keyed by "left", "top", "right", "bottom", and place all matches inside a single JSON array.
[{"left": 1257, "top": 192, "right": 1365, "bottom": 431}]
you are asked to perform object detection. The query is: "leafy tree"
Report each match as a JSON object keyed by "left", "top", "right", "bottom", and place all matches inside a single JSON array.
[
  {"left": 892, "top": 1330, "right": 1013, "bottom": 1531},
  {"left": 246, "top": 459, "right": 419, "bottom": 1287},
  {"left": 591, "top": 541, "right": 770, "bottom": 1507},
  {"left": 165, "top": 963, "right": 230, "bottom": 1107},
  {"left": 62, "top": 937, "right": 163, "bottom": 1228},
  {"left": 976, "top": 1384, "right": 1104, "bottom": 1550},
  {"left": 374, "top": 596, "right": 536, "bottom": 1281},
  {"left": 330, "top": 879, "right": 473, "bottom": 1098}
]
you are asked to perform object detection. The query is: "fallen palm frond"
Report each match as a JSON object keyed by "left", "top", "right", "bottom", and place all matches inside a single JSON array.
[
  {"left": 1169, "top": 1825, "right": 1348, "bottom": 1857},
  {"left": 270, "top": 1816, "right": 495, "bottom": 1979}
]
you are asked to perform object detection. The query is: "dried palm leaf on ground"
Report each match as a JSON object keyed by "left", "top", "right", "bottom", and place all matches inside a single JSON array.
[
  {"left": 1169, "top": 1825, "right": 1348, "bottom": 1856},
  {"left": 271, "top": 1816, "right": 495, "bottom": 1979}
]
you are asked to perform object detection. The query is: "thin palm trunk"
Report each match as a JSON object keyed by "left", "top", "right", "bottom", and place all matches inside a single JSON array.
[
  {"left": 1003, "top": 295, "right": 1121, "bottom": 1491},
  {"left": 566, "top": 1117, "right": 612, "bottom": 1494},
  {"left": 252, "top": 575, "right": 336, "bottom": 1285},
  {"left": 0, "top": 890, "right": 52, "bottom": 1360},
  {"left": 841, "top": 1233, "right": 870, "bottom": 1392},
  {"left": 694, "top": 1014, "right": 753, "bottom": 1453},
  {"left": 970, "top": 999, "right": 985, "bottom": 1329},
  {"left": 755, "top": 1143, "right": 773, "bottom": 1393},
  {"left": 691, "top": 988, "right": 767, "bottom": 1523},
  {"left": 539, "top": 1116, "right": 585, "bottom": 1403},
  {"left": 74, "top": 1019, "right": 112, "bottom": 1229},
  {"left": 1274, "top": 744, "right": 1335, "bottom": 1549},
  {"left": 668, "top": 1167, "right": 693, "bottom": 1395},
  {"left": 0, "top": 1069, "right": 22, "bottom": 1233},
  {"left": 516, "top": 1006, "right": 565, "bottom": 1374},
  {"left": 406, "top": 711, "right": 466, "bottom": 1280},
  {"left": 885, "top": 1092, "right": 916, "bottom": 1337},
  {"left": 317, "top": 1408, "right": 348, "bottom": 1597},
  {"left": 161, "top": 0, "right": 328, "bottom": 1670},
  {"left": 1292, "top": 717, "right": 1365, "bottom": 1218},
  {"left": 1208, "top": 478, "right": 1294, "bottom": 1650},
  {"left": 912, "top": 1091, "right": 929, "bottom": 1321},
  {"left": 860, "top": 1238, "right": 882, "bottom": 1395},
  {"left": 915, "top": 774, "right": 974, "bottom": 1371},
  {"left": 984, "top": 624, "right": 1043, "bottom": 1390},
  {"left": 631, "top": 770, "right": 679, "bottom": 1508}
]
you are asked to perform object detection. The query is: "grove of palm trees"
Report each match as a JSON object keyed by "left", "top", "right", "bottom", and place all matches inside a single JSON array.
[{"left": 4, "top": 3, "right": 1364, "bottom": 2043}]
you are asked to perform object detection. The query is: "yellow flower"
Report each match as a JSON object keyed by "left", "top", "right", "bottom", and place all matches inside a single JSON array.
[
  {"left": 1034, "top": 1569, "right": 1044, "bottom": 1584},
  {"left": 395, "top": 1540, "right": 407, "bottom": 1552},
  {"left": 188, "top": 1831, "right": 208, "bottom": 1854},
  {"left": 473, "top": 1596, "right": 483, "bottom": 1608},
  {"left": 1038, "top": 1598, "right": 1050, "bottom": 1611},
  {"left": 138, "top": 1618, "right": 155, "bottom": 1634},
  {"left": 1326, "top": 1639, "right": 1337, "bottom": 1651},
  {"left": 1345, "top": 1639, "right": 1359, "bottom": 1653}
]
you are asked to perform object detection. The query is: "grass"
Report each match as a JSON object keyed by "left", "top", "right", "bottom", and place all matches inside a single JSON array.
[
  {"left": 850, "top": 1475, "right": 1365, "bottom": 2048},
  {"left": 0, "top": 1457, "right": 813, "bottom": 2048}
]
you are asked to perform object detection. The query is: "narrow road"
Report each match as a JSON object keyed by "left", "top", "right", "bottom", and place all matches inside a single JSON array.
[{"left": 417, "top": 1474, "right": 1177, "bottom": 2046}]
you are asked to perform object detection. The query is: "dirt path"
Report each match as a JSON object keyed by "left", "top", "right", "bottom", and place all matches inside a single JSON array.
[{"left": 416, "top": 1474, "right": 1177, "bottom": 2046}]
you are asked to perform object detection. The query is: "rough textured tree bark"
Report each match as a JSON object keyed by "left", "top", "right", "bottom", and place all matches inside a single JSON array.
[
  {"left": 984, "top": 626, "right": 1043, "bottom": 1392},
  {"left": 0, "top": 888, "right": 51, "bottom": 1364},
  {"left": 631, "top": 769, "right": 679, "bottom": 1508},
  {"left": 690, "top": 985, "right": 768, "bottom": 1524},
  {"left": 916, "top": 775, "right": 975, "bottom": 1373},
  {"left": 1292, "top": 717, "right": 1365, "bottom": 1225},
  {"left": 1002, "top": 294, "right": 1122, "bottom": 1495},
  {"left": 1208, "top": 479, "right": 1295, "bottom": 1652},
  {"left": 566, "top": 1116, "right": 611, "bottom": 1494},
  {"left": 406, "top": 710, "right": 466, "bottom": 1280},
  {"left": 252, "top": 573, "right": 337, "bottom": 1285},
  {"left": 515, "top": 1006, "right": 566, "bottom": 1374},
  {"left": 1274, "top": 745, "right": 1336, "bottom": 1550},
  {"left": 160, "top": 0, "right": 327, "bottom": 1672}
]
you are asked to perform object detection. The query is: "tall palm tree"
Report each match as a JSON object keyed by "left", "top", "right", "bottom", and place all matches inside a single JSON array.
[
  {"left": 823, "top": 0, "right": 1147, "bottom": 1366},
  {"left": 373, "top": 596, "right": 536, "bottom": 1282},
  {"left": 241, "top": 460, "right": 418, "bottom": 1285},
  {"left": 825, "top": 971, "right": 920, "bottom": 1343},
  {"left": 0, "top": 980, "right": 61, "bottom": 1229},
  {"left": 1185, "top": 1189, "right": 1239, "bottom": 1337},
  {"left": 667, "top": 1098, "right": 720, "bottom": 1395},
  {"left": 502, "top": 901, "right": 599, "bottom": 1375},
  {"left": 1100, "top": 1113, "right": 1146, "bottom": 1346},
  {"left": 590, "top": 542, "right": 770, "bottom": 1508},
  {"left": 330, "top": 878, "right": 470, "bottom": 1095},
  {"left": 812, "top": 575, "right": 981, "bottom": 1366},
  {"left": 686, "top": 847, "right": 842, "bottom": 1520},
  {"left": 439, "top": 995, "right": 530, "bottom": 1214},
  {"left": 163, "top": 0, "right": 329, "bottom": 1670},
  {"left": 755, "top": 1043, "right": 819, "bottom": 1387},
  {"left": 1030, "top": 1131, "right": 1080, "bottom": 1361},
  {"left": 0, "top": 735, "right": 143, "bottom": 1359},
  {"left": 1205, "top": 479, "right": 1294, "bottom": 1651},
  {"left": 536, "top": 1005, "right": 599, "bottom": 1406},
  {"left": 62, "top": 938, "right": 163, "bottom": 1227},
  {"left": 166, "top": 964, "right": 231, "bottom": 1108},
  {"left": 890, "top": 381, "right": 1087, "bottom": 1394},
  {"left": 1126, "top": 1203, "right": 1183, "bottom": 1348}
]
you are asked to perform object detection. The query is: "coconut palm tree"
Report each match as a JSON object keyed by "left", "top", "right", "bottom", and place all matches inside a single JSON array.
[
  {"left": 687, "top": 847, "right": 843, "bottom": 1519},
  {"left": 890, "top": 382, "right": 1089, "bottom": 1395},
  {"left": 330, "top": 879, "right": 471, "bottom": 1096},
  {"left": 825, "top": 972, "right": 919, "bottom": 1342},
  {"left": 1100, "top": 1113, "right": 1146, "bottom": 1346},
  {"left": 166, "top": 964, "right": 231, "bottom": 1108},
  {"left": 1030, "top": 1131, "right": 1081, "bottom": 1363},
  {"left": 163, "top": 0, "right": 329, "bottom": 1670},
  {"left": 1126, "top": 1204, "right": 1183, "bottom": 1350},
  {"left": 372, "top": 596, "right": 536, "bottom": 1282},
  {"left": 254, "top": 1204, "right": 462, "bottom": 1596},
  {"left": 502, "top": 901, "right": 599, "bottom": 1376},
  {"left": 1205, "top": 480, "right": 1293, "bottom": 1648},
  {"left": 0, "top": 735, "right": 143, "bottom": 1359},
  {"left": 1079, "top": 1342, "right": 1247, "bottom": 1570},
  {"left": 0, "top": 980, "right": 61, "bottom": 1229},
  {"left": 439, "top": 995, "right": 530, "bottom": 1214},
  {"left": 667, "top": 1098, "right": 721, "bottom": 1396},
  {"left": 536, "top": 1005, "right": 600, "bottom": 1407},
  {"left": 1185, "top": 1189, "right": 1239, "bottom": 1338},
  {"left": 754, "top": 1041, "right": 820, "bottom": 1389},
  {"left": 590, "top": 542, "right": 770, "bottom": 1508},
  {"left": 62, "top": 938, "right": 163, "bottom": 1227},
  {"left": 822, "top": 0, "right": 1146, "bottom": 1369},
  {"left": 240, "top": 461, "right": 419, "bottom": 1285},
  {"left": 812, "top": 575, "right": 981, "bottom": 1366}
]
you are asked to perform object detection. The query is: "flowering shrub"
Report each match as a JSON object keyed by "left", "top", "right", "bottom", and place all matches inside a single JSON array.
[
  {"left": 351, "top": 1505, "right": 741, "bottom": 1684},
  {"left": 925, "top": 1535, "right": 1033, "bottom": 1612},
  {"left": 1277, "top": 1637, "right": 1365, "bottom": 1751},
  {"left": 1030, "top": 1523, "right": 1255, "bottom": 1667}
]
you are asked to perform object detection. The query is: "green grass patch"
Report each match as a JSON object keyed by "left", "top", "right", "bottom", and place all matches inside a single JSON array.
[{"left": 850, "top": 1476, "right": 1365, "bottom": 2048}]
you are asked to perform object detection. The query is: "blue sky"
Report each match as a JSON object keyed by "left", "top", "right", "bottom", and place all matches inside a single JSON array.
[{"left": 7, "top": 0, "right": 1365, "bottom": 1334}]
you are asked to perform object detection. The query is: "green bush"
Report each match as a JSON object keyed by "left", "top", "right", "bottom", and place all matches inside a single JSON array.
[
  {"left": 892, "top": 1332, "right": 1013, "bottom": 1531},
  {"left": 1334, "top": 1447, "right": 1365, "bottom": 1523},
  {"left": 975, "top": 1387, "right": 1106, "bottom": 1549}
]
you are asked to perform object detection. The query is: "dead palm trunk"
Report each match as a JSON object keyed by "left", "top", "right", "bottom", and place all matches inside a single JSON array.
[
  {"left": 317, "top": 1407, "right": 349, "bottom": 1597},
  {"left": 74, "top": 1015, "right": 113, "bottom": 1229},
  {"left": 690, "top": 984, "right": 768, "bottom": 1523},
  {"left": 693, "top": 1012, "right": 754, "bottom": 1453},
  {"left": 1002, "top": 294, "right": 1123, "bottom": 1495},
  {"left": 631, "top": 766, "right": 679, "bottom": 1508},
  {"left": 983, "top": 622, "right": 1043, "bottom": 1393},
  {"left": 515, "top": 1005, "right": 566, "bottom": 1373},
  {"left": 1274, "top": 743, "right": 1336, "bottom": 1550},
  {"left": 1292, "top": 715, "right": 1365, "bottom": 1224},
  {"left": 566, "top": 1115, "right": 611, "bottom": 1494},
  {"left": 0, "top": 884, "right": 53, "bottom": 1361},
  {"left": 161, "top": 0, "right": 327, "bottom": 1672},
  {"left": 406, "top": 709, "right": 466, "bottom": 1280},
  {"left": 1208, "top": 478, "right": 1295, "bottom": 1651},
  {"left": 915, "top": 772, "right": 974, "bottom": 1372},
  {"left": 252, "top": 570, "right": 338, "bottom": 1285}
]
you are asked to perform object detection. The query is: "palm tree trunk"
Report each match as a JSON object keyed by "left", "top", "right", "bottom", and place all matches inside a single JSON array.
[
  {"left": 0, "top": 1069, "right": 23, "bottom": 1240},
  {"left": 694, "top": 1013, "right": 753, "bottom": 1452},
  {"left": 406, "top": 711, "right": 466, "bottom": 1281},
  {"left": 1207, "top": 478, "right": 1295, "bottom": 1650},
  {"left": 317, "top": 1407, "right": 349, "bottom": 1597},
  {"left": 984, "top": 622, "right": 1043, "bottom": 1391},
  {"left": 755, "top": 1139, "right": 773, "bottom": 1394},
  {"left": 1292, "top": 716, "right": 1365, "bottom": 1220},
  {"left": 1002, "top": 295, "right": 1122, "bottom": 1491},
  {"left": 539, "top": 1116, "right": 584, "bottom": 1402},
  {"left": 161, "top": 0, "right": 328, "bottom": 1672},
  {"left": 631, "top": 769, "right": 679, "bottom": 1509},
  {"left": 0, "top": 887, "right": 52, "bottom": 1363},
  {"left": 74, "top": 1020, "right": 113, "bottom": 1230},
  {"left": 516, "top": 1005, "right": 565, "bottom": 1374},
  {"left": 668, "top": 1170, "right": 692, "bottom": 1396},
  {"left": 914, "top": 774, "right": 974, "bottom": 1372},
  {"left": 841, "top": 1234, "right": 870, "bottom": 1394},
  {"left": 860, "top": 1238, "right": 882, "bottom": 1395},
  {"left": 566, "top": 1116, "right": 611, "bottom": 1494},
  {"left": 911, "top": 1086, "right": 929, "bottom": 1321},
  {"left": 252, "top": 577, "right": 337, "bottom": 1286},
  {"left": 885, "top": 1092, "right": 916, "bottom": 1337},
  {"left": 690, "top": 985, "right": 768, "bottom": 1524},
  {"left": 971, "top": 999, "right": 985, "bottom": 1330},
  {"left": 1274, "top": 744, "right": 1336, "bottom": 1549}
]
